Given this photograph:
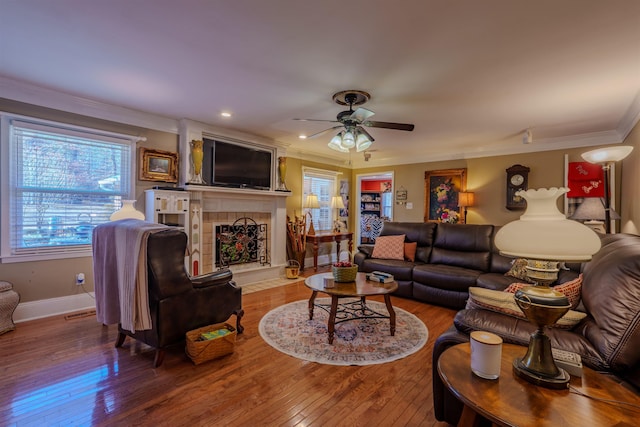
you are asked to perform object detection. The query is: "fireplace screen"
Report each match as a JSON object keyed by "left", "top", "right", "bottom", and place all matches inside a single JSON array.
[{"left": 216, "top": 217, "right": 268, "bottom": 267}]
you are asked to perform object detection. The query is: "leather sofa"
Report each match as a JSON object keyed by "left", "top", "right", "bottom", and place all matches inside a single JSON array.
[
  {"left": 432, "top": 233, "right": 640, "bottom": 425},
  {"left": 353, "top": 222, "right": 579, "bottom": 309},
  {"left": 113, "top": 228, "right": 244, "bottom": 367}
]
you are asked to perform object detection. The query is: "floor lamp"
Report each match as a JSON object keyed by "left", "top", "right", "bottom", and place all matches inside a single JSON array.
[{"left": 581, "top": 146, "right": 633, "bottom": 233}]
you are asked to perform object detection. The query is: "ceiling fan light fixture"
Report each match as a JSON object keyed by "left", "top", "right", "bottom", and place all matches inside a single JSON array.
[
  {"left": 356, "top": 133, "right": 372, "bottom": 152},
  {"left": 328, "top": 133, "right": 348, "bottom": 152},
  {"left": 342, "top": 131, "right": 355, "bottom": 148}
]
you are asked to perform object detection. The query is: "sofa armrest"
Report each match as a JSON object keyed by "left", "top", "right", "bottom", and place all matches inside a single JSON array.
[
  {"left": 191, "top": 269, "right": 233, "bottom": 288},
  {"left": 357, "top": 245, "right": 374, "bottom": 257}
]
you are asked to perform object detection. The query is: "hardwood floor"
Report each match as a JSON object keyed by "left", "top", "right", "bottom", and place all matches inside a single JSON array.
[{"left": 0, "top": 270, "right": 456, "bottom": 426}]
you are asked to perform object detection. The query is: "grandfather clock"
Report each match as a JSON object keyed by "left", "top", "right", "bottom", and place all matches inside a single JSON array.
[{"left": 506, "top": 164, "right": 530, "bottom": 210}]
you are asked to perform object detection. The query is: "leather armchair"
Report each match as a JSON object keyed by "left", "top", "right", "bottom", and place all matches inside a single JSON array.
[{"left": 114, "top": 228, "right": 243, "bottom": 367}]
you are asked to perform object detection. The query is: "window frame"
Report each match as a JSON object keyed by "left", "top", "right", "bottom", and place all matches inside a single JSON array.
[
  {"left": 0, "top": 112, "right": 139, "bottom": 263},
  {"left": 302, "top": 167, "right": 341, "bottom": 233}
]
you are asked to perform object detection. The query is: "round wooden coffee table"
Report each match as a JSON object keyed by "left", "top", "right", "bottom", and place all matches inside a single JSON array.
[
  {"left": 304, "top": 272, "right": 398, "bottom": 344},
  {"left": 438, "top": 342, "right": 640, "bottom": 426}
]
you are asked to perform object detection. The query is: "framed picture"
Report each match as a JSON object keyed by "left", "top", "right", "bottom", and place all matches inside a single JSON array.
[
  {"left": 424, "top": 168, "right": 467, "bottom": 223},
  {"left": 139, "top": 148, "right": 178, "bottom": 182},
  {"left": 395, "top": 189, "right": 407, "bottom": 201}
]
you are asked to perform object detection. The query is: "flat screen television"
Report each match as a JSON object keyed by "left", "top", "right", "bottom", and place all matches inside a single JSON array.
[{"left": 202, "top": 138, "right": 272, "bottom": 190}]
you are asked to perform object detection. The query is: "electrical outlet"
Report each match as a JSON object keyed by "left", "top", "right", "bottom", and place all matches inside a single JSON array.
[{"left": 76, "top": 273, "right": 85, "bottom": 286}]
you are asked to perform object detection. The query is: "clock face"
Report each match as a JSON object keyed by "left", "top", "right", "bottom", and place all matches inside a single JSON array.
[{"left": 510, "top": 174, "right": 525, "bottom": 186}]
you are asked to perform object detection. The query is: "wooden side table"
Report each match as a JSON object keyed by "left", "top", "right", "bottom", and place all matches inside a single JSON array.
[
  {"left": 306, "top": 232, "right": 353, "bottom": 271},
  {"left": 438, "top": 343, "right": 640, "bottom": 427}
]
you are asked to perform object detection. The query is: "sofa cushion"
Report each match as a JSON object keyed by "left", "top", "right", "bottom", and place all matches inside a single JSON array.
[
  {"left": 476, "top": 272, "right": 518, "bottom": 291},
  {"left": 430, "top": 224, "right": 493, "bottom": 271},
  {"left": 505, "top": 274, "right": 583, "bottom": 309},
  {"left": 404, "top": 242, "right": 417, "bottom": 262},
  {"left": 357, "top": 258, "right": 416, "bottom": 282},
  {"left": 413, "top": 264, "right": 481, "bottom": 292},
  {"left": 466, "top": 287, "right": 587, "bottom": 329},
  {"left": 372, "top": 234, "right": 405, "bottom": 260}
]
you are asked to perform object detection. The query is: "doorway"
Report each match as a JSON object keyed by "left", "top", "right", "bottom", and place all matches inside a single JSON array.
[{"left": 356, "top": 172, "right": 394, "bottom": 246}]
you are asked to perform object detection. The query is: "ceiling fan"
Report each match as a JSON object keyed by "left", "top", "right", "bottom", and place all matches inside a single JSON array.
[{"left": 294, "top": 90, "right": 415, "bottom": 153}]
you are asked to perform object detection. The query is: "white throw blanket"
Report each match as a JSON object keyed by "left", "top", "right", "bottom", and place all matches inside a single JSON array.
[{"left": 93, "top": 219, "right": 169, "bottom": 332}]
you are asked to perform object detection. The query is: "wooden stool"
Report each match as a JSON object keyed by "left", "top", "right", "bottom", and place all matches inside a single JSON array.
[{"left": 0, "top": 281, "right": 20, "bottom": 334}]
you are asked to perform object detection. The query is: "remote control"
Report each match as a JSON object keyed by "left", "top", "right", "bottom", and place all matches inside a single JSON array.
[{"left": 552, "top": 348, "right": 583, "bottom": 377}]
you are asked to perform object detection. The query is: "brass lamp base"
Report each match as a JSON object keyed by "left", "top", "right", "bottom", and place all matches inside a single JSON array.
[{"left": 514, "top": 278, "right": 572, "bottom": 390}]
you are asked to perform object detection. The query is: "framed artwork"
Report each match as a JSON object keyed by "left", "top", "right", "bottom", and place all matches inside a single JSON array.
[
  {"left": 424, "top": 168, "right": 467, "bottom": 223},
  {"left": 395, "top": 189, "right": 407, "bottom": 201},
  {"left": 139, "top": 147, "right": 178, "bottom": 182}
]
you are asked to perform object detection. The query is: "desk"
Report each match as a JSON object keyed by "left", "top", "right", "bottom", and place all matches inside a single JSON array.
[
  {"left": 306, "top": 232, "right": 353, "bottom": 271},
  {"left": 438, "top": 343, "right": 640, "bottom": 427}
]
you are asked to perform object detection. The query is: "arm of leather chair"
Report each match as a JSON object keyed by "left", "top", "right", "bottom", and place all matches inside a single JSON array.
[
  {"left": 191, "top": 269, "right": 234, "bottom": 288},
  {"left": 432, "top": 326, "right": 470, "bottom": 425}
]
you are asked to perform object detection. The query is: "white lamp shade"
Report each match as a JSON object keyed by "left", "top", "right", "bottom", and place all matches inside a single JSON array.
[
  {"left": 331, "top": 196, "right": 345, "bottom": 209},
  {"left": 304, "top": 193, "right": 320, "bottom": 209},
  {"left": 494, "top": 188, "right": 601, "bottom": 261},
  {"left": 328, "top": 133, "right": 348, "bottom": 152},
  {"left": 581, "top": 146, "right": 633, "bottom": 163},
  {"left": 342, "top": 131, "right": 355, "bottom": 148},
  {"left": 356, "top": 133, "right": 372, "bottom": 152}
]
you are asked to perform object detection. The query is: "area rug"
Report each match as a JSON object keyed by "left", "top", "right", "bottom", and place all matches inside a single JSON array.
[{"left": 259, "top": 298, "right": 428, "bottom": 366}]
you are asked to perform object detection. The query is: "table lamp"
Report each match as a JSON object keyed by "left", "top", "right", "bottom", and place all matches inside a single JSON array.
[
  {"left": 581, "top": 145, "right": 633, "bottom": 233},
  {"left": 304, "top": 193, "right": 320, "bottom": 235},
  {"left": 331, "top": 195, "right": 346, "bottom": 232},
  {"left": 570, "top": 197, "right": 620, "bottom": 234},
  {"left": 495, "top": 187, "right": 601, "bottom": 389},
  {"left": 457, "top": 192, "right": 475, "bottom": 224}
]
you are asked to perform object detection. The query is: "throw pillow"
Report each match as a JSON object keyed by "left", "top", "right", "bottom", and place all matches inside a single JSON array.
[
  {"left": 504, "top": 274, "right": 583, "bottom": 310},
  {"left": 371, "top": 234, "right": 406, "bottom": 260},
  {"left": 504, "top": 258, "right": 531, "bottom": 281},
  {"left": 467, "top": 287, "right": 587, "bottom": 329},
  {"left": 404, "top": 242, "right": 418, "bottom": 262},
  {"left": 552, "top": 274, "right": 583, "bottom": 309}
]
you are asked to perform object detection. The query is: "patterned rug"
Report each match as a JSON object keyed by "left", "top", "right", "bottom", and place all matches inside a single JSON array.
[{"left": 259, "top": 298, "right": 428, "bottom": 366}]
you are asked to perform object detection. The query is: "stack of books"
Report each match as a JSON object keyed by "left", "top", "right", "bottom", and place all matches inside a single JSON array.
[{"left": 366, "top": 271, "right": 394, "bottom": 283}]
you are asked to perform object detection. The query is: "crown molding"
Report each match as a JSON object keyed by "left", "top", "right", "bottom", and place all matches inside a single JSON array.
[{"left": 0, "top": 76, "right": 179, "bottom": 134}]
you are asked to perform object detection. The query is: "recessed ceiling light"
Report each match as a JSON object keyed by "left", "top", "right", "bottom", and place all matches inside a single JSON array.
[
  {"left": 298, "top": 135, "right": 307, "bottom": 139},
  {"left": 220, "top": 112, "right": 232, "bottom": 118}
]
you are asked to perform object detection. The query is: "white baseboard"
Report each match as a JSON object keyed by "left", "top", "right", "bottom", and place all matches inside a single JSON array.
[
  {"left": 12, "top": 256, "right": 333, "bottom": 323},
  {"left": 14, "top": 292, "right": 96, "bottom": 323}
]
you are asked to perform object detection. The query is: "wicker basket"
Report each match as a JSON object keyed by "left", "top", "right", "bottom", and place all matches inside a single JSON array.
[
  {"left": 332, "top": 266, "right": 358, "bottom": 282},
  {"left": 285, "top": 259, "right": 300, "bottom": 279},
  {"left": 185, "top": 322, "right": 236, "bottom": 365}
]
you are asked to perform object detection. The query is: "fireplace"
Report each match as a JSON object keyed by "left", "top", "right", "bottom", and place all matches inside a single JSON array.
[
  {"left": 215, "top": 217, "right": 269, "bottom": 267},
  {"left": 184, "top": 186, "right": 289, "bottom": 285}
]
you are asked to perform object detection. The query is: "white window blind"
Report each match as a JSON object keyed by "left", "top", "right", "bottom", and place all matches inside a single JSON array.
[
  {"left": 2, "top": 116, "right": 135, "bottom": 260},
  {"left": 303, "top": 168, "right": 339, "bottom": 232}
]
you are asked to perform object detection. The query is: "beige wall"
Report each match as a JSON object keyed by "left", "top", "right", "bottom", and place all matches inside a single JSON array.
[
  {"left": 0, "top": 98, "right": 178, "bottom": 303},
  {"left": 1, "top": 97, "right": 638, "bottom": 305},
  {"left": 621, "top": 121, "right": 640, "bottom": 235},
  {"left": 352, "top": 138, "right": 636, "bottom": 229}
]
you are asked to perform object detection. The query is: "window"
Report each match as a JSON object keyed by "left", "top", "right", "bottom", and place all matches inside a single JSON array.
[
  {"left": 302, "top": 167, "right": 340, "bottom": 232},
  {"left": 1, "top": 114, "right": 137, "bottom": 261}
]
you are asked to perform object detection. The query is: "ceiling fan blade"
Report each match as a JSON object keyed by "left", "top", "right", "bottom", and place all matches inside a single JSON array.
[
  {"left": 364, "top": 121, "right": 415, "bottom": 131},
  {"left": 293, "top": 118, "right": 340, "bottom": 123},
  {"left": 350, "top": 107, "right": 375, "bottom": 123},
  {"left": 305, "top": 125, "right": 342, "bottom": 139}
]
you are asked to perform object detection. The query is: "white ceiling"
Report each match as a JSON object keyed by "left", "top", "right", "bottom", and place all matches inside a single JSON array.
[{"left": 1, "top": 0, "right": 639, "bottom": 168}]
